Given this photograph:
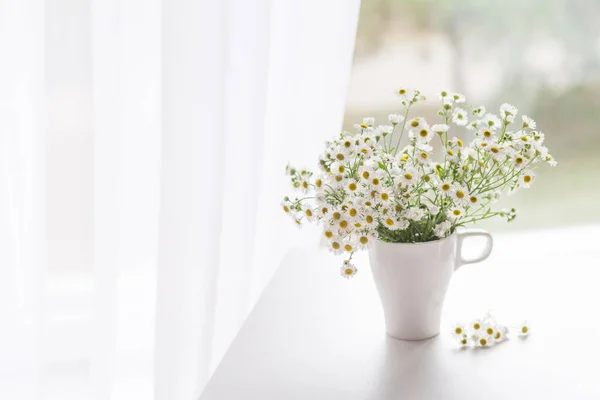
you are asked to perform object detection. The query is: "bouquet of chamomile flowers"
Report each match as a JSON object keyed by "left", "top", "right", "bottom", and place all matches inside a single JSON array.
[{"left": 282, "top": 88, "right": 556, "bottom": 278}]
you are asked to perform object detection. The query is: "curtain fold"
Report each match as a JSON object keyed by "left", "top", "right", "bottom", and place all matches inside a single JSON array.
[{"left": 0, "top": 0, "right": 361, "bottom": 398}]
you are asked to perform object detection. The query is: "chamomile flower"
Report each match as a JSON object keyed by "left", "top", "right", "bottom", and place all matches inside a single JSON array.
[
  {"left": 449, "top": 185, "right": 469, "bottom": 205},
  {"left": 281, "top": 200, "right": 291, "bottom": 214},
  {"left": 363, "top": 212, "right": 377, "bottom": 227},
  {"left": 301, "top": 204, "right": 315, "bottom": 221},
  {"left": 483, "top": 323, "right": 496, "bottom": 337},
  {"left": 519, "top": 170, "right": 535, "bottom": 188},
  {"left": 480, "top": 129, "right": 495, "bottom": 141},
  {"left": 452, "top": 108, "right": 468, "bottom": 126},
  {"left": 383, "top": 217, "right": 400, "bottom": 230},
  {"left": 512, "top": 154, "right": 527, "bottom": 169},
  {"left": 363, "top": 117, "right": 375, "bottom": 127},
  {"left": 357, "top": 234, "right": 372, "bottom": 250},
  {"left": 494, "top": 325, "right": 509, "bottom": 342},
  {"left": 439, "top": 181, "right": 453, "bottom": 195},
  {"left": 399, "top": 168, "right": 420, "bottom": 187},
  {"left": 329, "top": 239, "right": 344, "bottom": 255},
  {"left": 346, "top": 179, "right": 361, "bottom": 194},
  {"left": 358, "top": 143, "right": 374, "bottom": 158},
  {"left": 415, "top": 127, "right": 433, "bottom": 141},
  {"left": 431, "top": 124, "right": 449, "bottom": 135},
  {"left": 522, "top": 115, "right": 536, "bottom": 129},
  {"left": 482, "top": 113, "right": 502, "bottom": 130},
  {"left": 470, "top": 319, "right": 483, "bottom": 334},
  {"left": 379, "top": 189, "right": 393, "bottom": 204},
  {"left": 451, "top": 92, "right": 466, "bottom": 103},
  {"left": 452, "top": 323, "right": 466, "bottom": 337},
  {"left": 438, "top": 89, "right": 451, "bottom": 100},
  {"left": 407, "top": 117, "right": 427, "bottom": 131},
  {"left": 458, "top": 334, "right": 469, "bottom": 347},
  {"left": 500, "top": 103, "right": 518, "bottom": 123},
  {"left": 519, "top": 321, "right": 530, "bottom": 336},
  {"left": 477, "top": 335, "right": 494, "bottom": 348},
  {"left": 396, "top": 88, "right": 415, "bottom": 103},
  {"left": 388, "top": 113, "right": 404, "bottom": 125},
  {"left": 447, "top": 207, "right": 464, "bottom": 220},
  {"left": 379, "top": 125, "right": 393, "bottom": 137},
  {"left": 416, "top": 149, "right": 431, "bottom": 165},
  {"left": 450, "top": 136, "right": 464, "bottom": 148},
  {"left": 340, "top": 261, "right": 357, "bottom": 279}
]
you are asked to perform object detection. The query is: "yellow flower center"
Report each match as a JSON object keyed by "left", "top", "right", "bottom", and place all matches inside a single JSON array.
[
  {"left": 410, "top": 120, "right": 419, "bottom": 127},
  {"left": 495, "top": 332, "right": 501, "bottom": 339},
  {"left": 441, "top": 183, "right": 451, "bottom": 191},
  {"left": 354, "top": 222, "right": 362, "bottom": 228},
  {"left": 365, "top": 201, "right": 372, "bottom": 207},
  {"left": 305, "top": 209, "right": 313, "bottom": 217},
  {"left": 480, "top": 142, "right": 488, "bottom": 147},
  {"left": 479, "top": 338, "right": 488, "bottom": 346},
  {"left": 315, "top": 179, "right": 322, "bottom": 187},
  {"left": 419, "top": 129, "right": 428, "bottom": 137},
  {"left": 302, "top": 181, "right": 309, "bottom": 189},
  {"left": 515, "top": 157, "right": 524, "bottom": 165},
  {"left": 362, "top": 171, "right": 370, "bottom": 179},
  {"left": 335, "top": 175, "right": 343, "bottom": 182},
  {"left": 469, "top": 196, "right": 478, "bottom": 204},
  {"left": 486, "top": 328, "right": 494, "bottom": 335},
  {"left": 336, "top": 153, "right": 345, "bottom": 161},
  {"left": 333, "top": 212, "right": 341, "bottom": 220},
  {"left": 324, "top": 231, "right": 333, "bottom": 239},
  {"left": 456, "top": 190, "right": 465, "bottom": 199},
  {"left": 483, "top": 130, "right": 492, "bottom": 138},
  {"left": 455, "top": 327, "right": 463, "bottom": 335},
  {"left": 349, "top": 208, "right": 357, "bottom": 217},
  {"left": 524, "top": 175, "right": 532, "bottom": 183},
  {"left": 400, "top": 154, "right": 409, "bottom": 162},
  {"left": 381, "top": 193, "right": 389, "bottom": 201},
  {"left": 332, "top": 242, "right": 340, "bottom": 250},
  {"left": 339, "top": 220, "right": 348, "bottom": 229},
  {"left": 321, "top": 207, "right": 328, "bottom": 214},
  {"left": 420, "top": 152, "right": 428, "bottom": 159},
  {"left": 344, "top": 268, "right": 354, "bottom": 275},
  {"left": 385, "top": 218, "right": 394, "bottom": 227},
  {"left": 366, "top": 215, "right": 374, "bottom": 224},
  {"left": 348, "top": 182, "right": 357, "bottom": 191},
  {"left": 461, "top": 338, "right": 468, "bottom": 345},
  {"left": 344, "top": 244, "right": 353, "bottom": 252},
  {"left": 344, "top": 140, "right": 352, "bottom": 148},
  {"left": 360, "top": 236, "right": 369, "bottom": 245},
  {"left": 337, "top": 165, "right": 345, "bottom": 173},
  {"left": 447, "top": 149, "right": 454, "bottom": 156},
  {"left": 457, "top": 139, "right": 463, "bottom": 147},
  {"left": 283, "top": 205, "right": 290, "bottom": 213},
  {"left": 423, "top": 175, "right": 430, "bottom": 182},
  {"left": 521, "top": 136, "right": 528, "bottom": 142},
  {"left": 404, "top": 173, "right": 413, "bottom": 180},
  {"left": 453, "top": 209, "right": 461, "bottom": 216},
  {"left": 372, "top": 178, "right": 380, "bottom": 185},
  {"left": 398, "top": 89, "right": 406, "bottom": 95},
  {"left": 473, "top": 323, "right": 481, "bottom": 330},
  {"left": 522, "top": 326, "right": 528, "bottom": 334},
  {"left": 491, "top": 146, "right": 499, "bottom": 153},
  {"left": 360, "top": 123, "right": 368, "bottom": 129}
]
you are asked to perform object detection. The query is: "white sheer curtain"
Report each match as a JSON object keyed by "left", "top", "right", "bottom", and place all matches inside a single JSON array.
[{"left": 0, "top": 0, "right": 360, "bottom": 398}]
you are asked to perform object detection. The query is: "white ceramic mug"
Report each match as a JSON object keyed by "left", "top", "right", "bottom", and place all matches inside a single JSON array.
[{"left": 368, "top": 229, "right": 493, "bottom": 340}]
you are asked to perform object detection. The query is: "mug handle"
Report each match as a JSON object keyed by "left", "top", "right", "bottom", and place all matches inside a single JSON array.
[{"left": 455, "top": 229, "right": 493, "bottom": 271}]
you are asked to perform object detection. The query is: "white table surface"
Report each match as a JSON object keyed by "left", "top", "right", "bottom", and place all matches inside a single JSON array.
[{"left": 200, "top": 225, "right": 600, "bottom": 399}]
